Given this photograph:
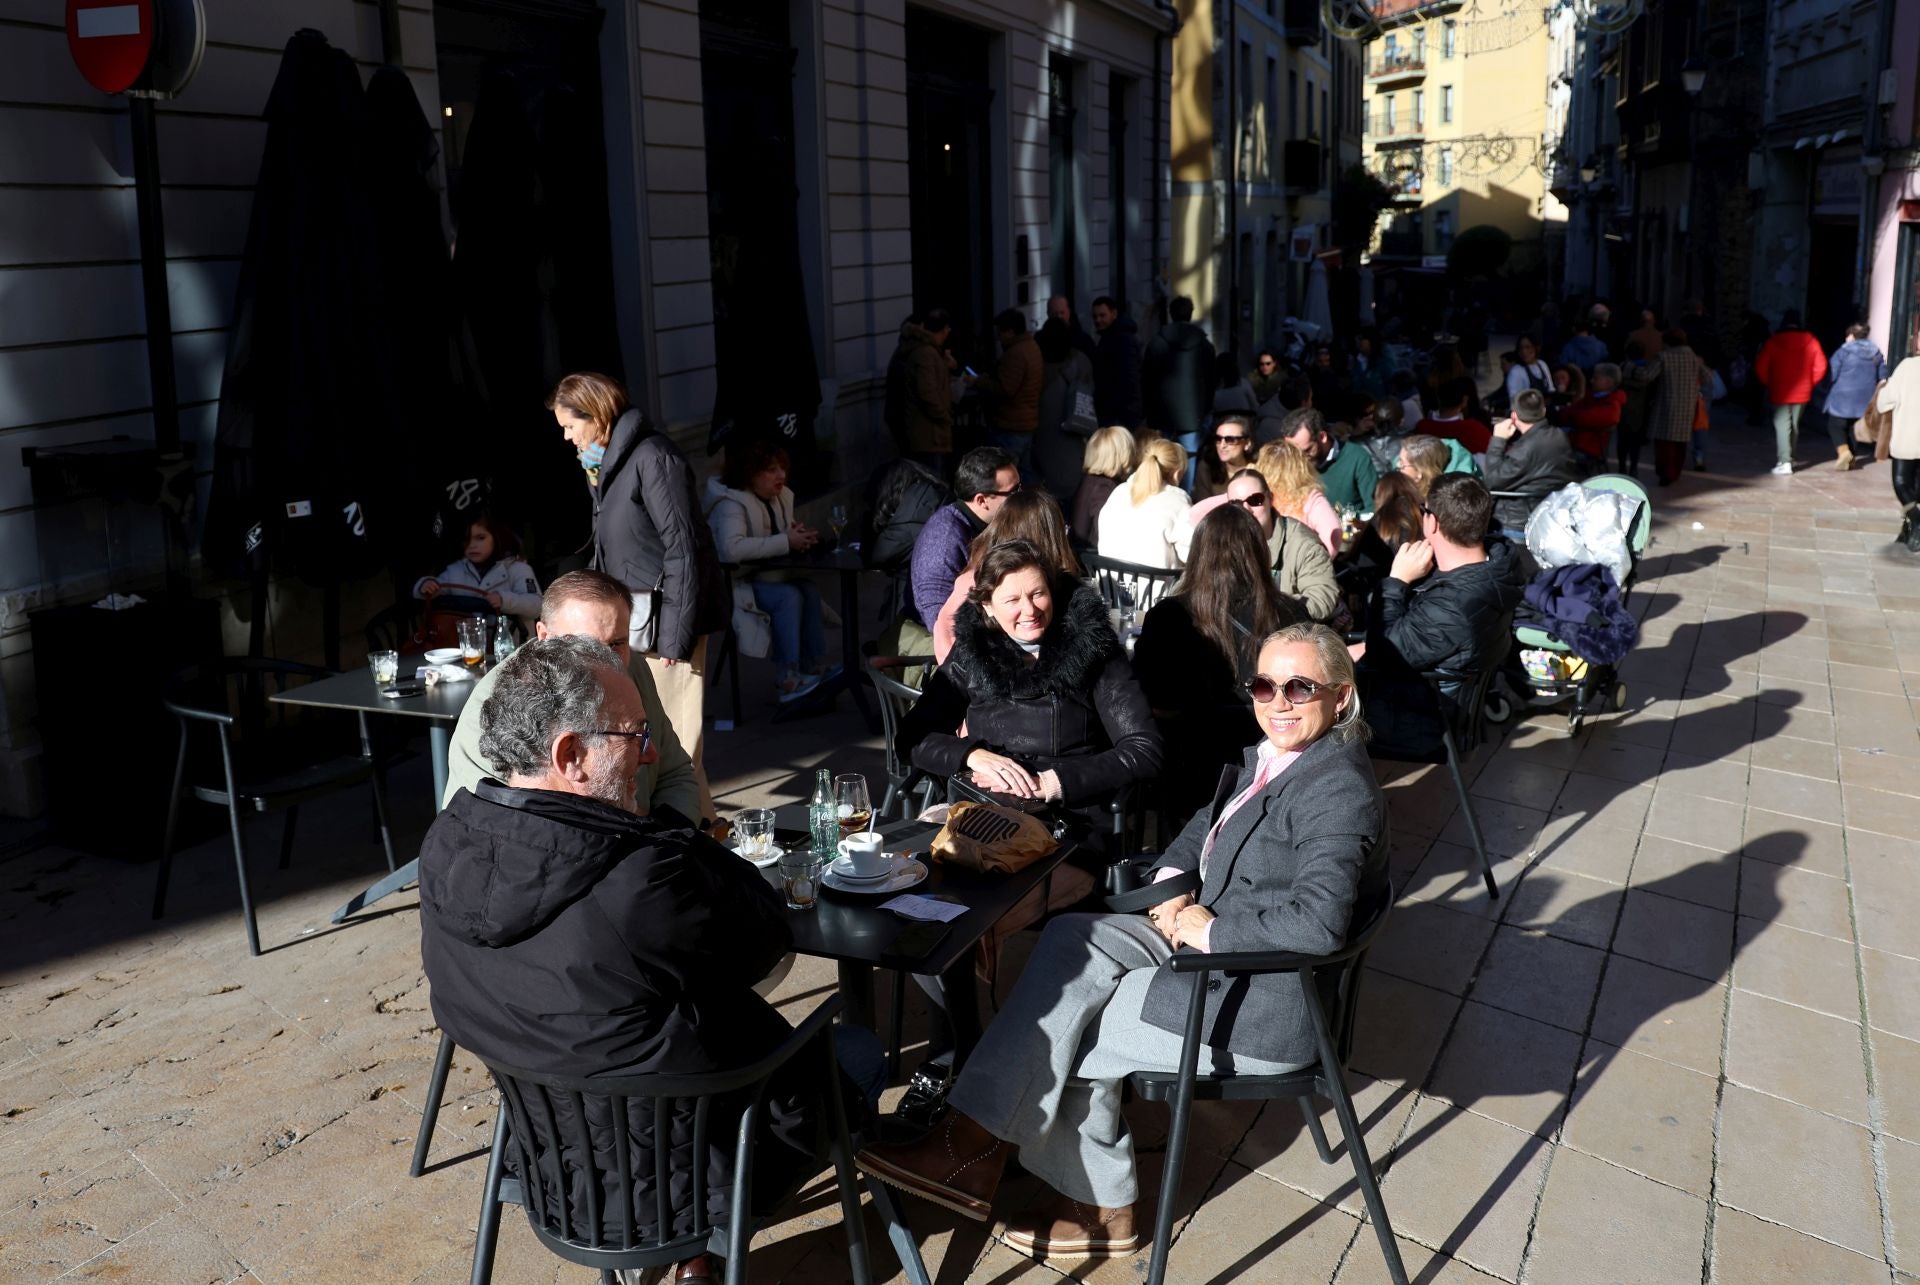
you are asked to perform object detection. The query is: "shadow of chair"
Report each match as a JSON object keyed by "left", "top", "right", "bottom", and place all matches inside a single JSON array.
[
  {"left": 151, "top": 658, "right": 398, "bottom": 957},
  {"left": 467, "top": 994, "right": 871, "bottom": 1285}
]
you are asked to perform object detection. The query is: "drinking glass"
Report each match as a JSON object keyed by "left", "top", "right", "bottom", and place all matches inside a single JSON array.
[
  {"left": 778, "top": 849, "right": 822, "bottom": 909},
  {"left": 368, "top": 649, "right": 399, "bottom": 686},
  {"left": 458, "top": 617, "right": 487, "bottom": 667},
  {"left": 735, "top": 807, "right": 776, "bottom": 861},
  {"left": 834, "top": 775, "right": 872, "bottom": 838},
  {"left": 829, "top": 503, "right": 849, "bottom": 550}
]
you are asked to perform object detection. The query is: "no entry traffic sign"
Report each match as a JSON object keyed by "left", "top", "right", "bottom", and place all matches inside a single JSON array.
[{"left": 66, "top": 0, "right": 156, "bottom": 94}]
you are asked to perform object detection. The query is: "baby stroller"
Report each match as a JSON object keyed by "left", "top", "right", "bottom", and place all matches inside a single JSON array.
[{"left": 1486, "top": 474, "right": 1651, "bottom": 734}]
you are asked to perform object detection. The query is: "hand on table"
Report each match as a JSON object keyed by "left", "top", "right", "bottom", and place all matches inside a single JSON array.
[
  {"left": 1389, "top": 539, "right": 1435, "bottom": 584},
  {"left": 788, "top": 523, "right": 821, "bottom": 553},
  {"left": 965, "top": 749, "right": 1041, "bottom": 798},
  {"left": 1171, "top": 904, "right": 1216, "bottom": 951},
  {"left": 1148, "top": 893, "right": 1194, "bottom": 944}
]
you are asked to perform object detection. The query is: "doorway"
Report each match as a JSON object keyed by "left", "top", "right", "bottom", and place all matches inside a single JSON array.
[
  {"left": 907, "top": 9, "right": 995, "bottom": 359},
  {"left": 1806, "top": 216, "right": 1860, "bottom": 349}
]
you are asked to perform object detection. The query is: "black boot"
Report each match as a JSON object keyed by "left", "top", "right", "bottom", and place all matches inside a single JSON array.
[{"left": 1901, "top": 510, "right": 1914, "bottom": 546}]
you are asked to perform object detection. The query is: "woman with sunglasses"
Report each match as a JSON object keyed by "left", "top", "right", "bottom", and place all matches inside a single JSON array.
[
  {"left": 1176, "top": 469, "right": 1339, "bottom": 621},
  {"left": 1136, "top": 503, "right": 1305, "bottom": 820},
  {"left": 1194, "top": 414, "right": 1256, "bottom": 498},
  {"left": 860, "top": 622, "right": 1387, "bottom": 1260}
]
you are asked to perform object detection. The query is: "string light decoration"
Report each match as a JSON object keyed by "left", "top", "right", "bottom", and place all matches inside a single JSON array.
[{"left": 1335, "top": 0, "right": 1642, "bottom": 43}]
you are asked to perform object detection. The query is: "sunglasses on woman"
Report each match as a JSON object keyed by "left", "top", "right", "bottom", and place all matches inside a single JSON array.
[
  {"left": 1243, "top": 674, "right": 1335, "bottom": 704},
  {"left": 1229, "top": 492, "right": 1267, "bottom": 509}
]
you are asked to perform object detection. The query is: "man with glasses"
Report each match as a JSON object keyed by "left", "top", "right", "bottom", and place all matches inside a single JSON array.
[
  {"left": 909, "top": 445, "right": 1020, "bottom": 637},
  {"left": 442, "top": 569, "right": 702, "bottom": 821},
  {"left": 1175, "top": 468, "right": 1340, "bottom": 620},
  {"left": 1355, "top": 474, "right": 1531, "bottom": 759}
]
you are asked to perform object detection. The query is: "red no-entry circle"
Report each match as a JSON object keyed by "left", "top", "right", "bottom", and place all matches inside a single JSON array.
[{"left": 66, "top": 0, "right": 156, "bottom": 95}]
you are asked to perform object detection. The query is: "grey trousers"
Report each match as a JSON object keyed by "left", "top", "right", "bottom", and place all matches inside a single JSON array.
[{"left": 948, "top": 913, "right": 1305, "bottom": 1207}]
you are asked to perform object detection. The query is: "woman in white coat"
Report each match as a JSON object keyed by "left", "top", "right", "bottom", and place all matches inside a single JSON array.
[
  {"left": 704, "top": 440, "right": 831, "bottom": 701},
  {"left": 1874, "top": 330, "right": 1920, "bottom": 553},
  {"left": 1096, "top": 437, "right": 1191, "bottom": 569}
]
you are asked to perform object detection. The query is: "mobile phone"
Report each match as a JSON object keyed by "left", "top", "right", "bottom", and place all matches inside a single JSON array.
[{"left": 381, "top": 681, "right": 424, "bottom": 698}]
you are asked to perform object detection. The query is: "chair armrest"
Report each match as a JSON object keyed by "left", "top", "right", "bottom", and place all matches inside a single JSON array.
[
  {"left": 1164, "top": 942, "right": 1361, "bottom": 976},
  {"left": 163, "top": 699, "right": 235, "bottom": 725}
]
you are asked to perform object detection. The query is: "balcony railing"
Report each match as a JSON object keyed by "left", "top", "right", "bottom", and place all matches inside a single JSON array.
[
  {"left": 1369, "top": 117, "right": 1425, "bottom": 143},
  {"left": 1368, "top": 53, "right": 1426, "bottom": 81}
]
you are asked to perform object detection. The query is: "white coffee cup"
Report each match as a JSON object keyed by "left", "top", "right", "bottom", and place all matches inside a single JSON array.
[{"left": 837, "top": 830, "right": 888, "bottom": 878}]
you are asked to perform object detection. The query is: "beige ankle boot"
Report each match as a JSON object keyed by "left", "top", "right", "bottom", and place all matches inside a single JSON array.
[{"left": 1837, "top": 444, "right": 1855, "bottom": 471}]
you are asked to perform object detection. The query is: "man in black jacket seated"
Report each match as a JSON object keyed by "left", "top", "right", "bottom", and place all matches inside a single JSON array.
[
  {"left": 1357, "top": 474, "right": 1533, "bottom": 759},
  {"left": 1481, "top": 388, "right": 1580, "bottom": 538},
  {"left": 418, "top": 636, "right": 877, "bottom": 1280}
]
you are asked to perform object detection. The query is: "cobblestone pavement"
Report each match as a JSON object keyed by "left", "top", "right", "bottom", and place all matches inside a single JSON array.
[{"left": 4, "top": 417, "right": 1919, "bottom": 1283}]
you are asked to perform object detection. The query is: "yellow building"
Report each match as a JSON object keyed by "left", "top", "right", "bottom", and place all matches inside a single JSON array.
[{"left": 1364, "top": 0, "right": 1550, "bottom": 265}]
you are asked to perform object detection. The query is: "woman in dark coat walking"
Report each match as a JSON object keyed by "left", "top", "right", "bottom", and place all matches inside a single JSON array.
[
  {"left": 549, "top": 372, "right": 729, "bottom": 817},
  {"left": 899, "top": 540, "right": 1163, "bottom": 813}
]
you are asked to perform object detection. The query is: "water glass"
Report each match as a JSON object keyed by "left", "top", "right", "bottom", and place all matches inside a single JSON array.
[
  {"left": 834, "top": 774, "right": 872, "bottom": 838},
  {"left": 735, "top": 807, "right": 776, "bottom": 861},
  {"left": 778, "top": 850, "right": 823, "bottom": 910},
  {"left": 368, "top": 649, "right": 399, "bottom": 686}
]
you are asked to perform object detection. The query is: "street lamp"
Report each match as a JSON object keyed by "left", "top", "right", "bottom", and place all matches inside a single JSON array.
[{"left": 1681, "top": 56, "right": 1707, "bottom": 97}]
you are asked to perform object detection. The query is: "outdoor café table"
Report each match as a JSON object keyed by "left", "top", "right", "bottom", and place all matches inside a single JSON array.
[
  {"left": 746, "top": 546, "right": 879, "bottom": 731},
  {"left": 770, "top": 804, "right": 1072, "bottom": 1071},
  {"left": 267, "top": 666, "right": 477, "bottom": 923}
]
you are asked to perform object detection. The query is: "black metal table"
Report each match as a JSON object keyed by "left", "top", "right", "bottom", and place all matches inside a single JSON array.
[
  {"left": 268, "top": 666, "right": 478, "bottom": 922},
  {"left": 751, "top": 547, "right": 879, "bottom": 731},
  {"left": 770, "top": 805, "right": 1069, "bottom": 1068}
]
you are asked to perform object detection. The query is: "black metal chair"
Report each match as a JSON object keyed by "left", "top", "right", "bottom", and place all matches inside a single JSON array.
[
  {"left": 1132, "top": 888, "right": 1408, "bottom": 1285},
  {"left": 152, "top": 658, "right": 398, "bottom": 956},
  {"left": 866, "top": 656, "right": 936, "bottom": 822},
  {"left": 467, "top": 995, "right": 872, "bottom": 1285},
  {"left": 1082, "top": 552, "right": 1180, "bottom": 617},
  {"left": 364, "top": 600, "right": 423, "bottom": 656},
  {"left": 708, "top": 570, "right": 747, "bottom": 728},
  {"left": 1423, "top": 628, "right": 1513, "bottom": 902}
]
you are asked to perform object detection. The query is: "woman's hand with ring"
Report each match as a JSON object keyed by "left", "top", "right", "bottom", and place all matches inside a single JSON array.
[
  {"left": 1148, "top": 893, "right": 1194, "bottom": 943},
  {"left": 965, "top": 749, "right": 1040, "bottom": 798},
  {"left": 1171, "top": 904, "right": 1216, "bottom": 951}
]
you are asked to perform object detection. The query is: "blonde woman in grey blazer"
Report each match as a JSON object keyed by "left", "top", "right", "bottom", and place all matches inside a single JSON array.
[{"left": 860, "top": 622, "right": 1389, "bottom": 1261}]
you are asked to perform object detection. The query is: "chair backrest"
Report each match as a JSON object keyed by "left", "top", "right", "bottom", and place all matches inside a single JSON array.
[
  {"left": 1579, "top": 472, "right": 1653, "bottom": 556},
  {"left": 866, "top": 658, "right": 930, "bottom": 784},
  {"left": 1426, "top": 610, "right": 1516, "bottom": 753},
  {"left": 1082, "top": 553, "right": 1180, "bottom": 615},
  {"left": 364, "top": 602, "right": 424, "bottom": 657},
  {"left": 479, "top": 995, "right": 842, "bottom": 1265},
  {"left": 1326, "top": 876, "right": 1394, "bottom": 1067}
]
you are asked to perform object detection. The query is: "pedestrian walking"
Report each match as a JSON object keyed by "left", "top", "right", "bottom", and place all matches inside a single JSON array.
[
  {"left": 1142, "top": 296, "right": 1216, "bottom": 469},
  {"left": 1090, "top": 295, "right": 1144, "bottom": 428},
  {"left": 1644, "top": 330, "right": 1711, "bottom": 486},
  {"left": 885, "top": 309, "right": 957, "bottom": 475},
  {"left": 1872, "top": 331, "right": 1920, "bottom": 552},
  {"left": 976, "top": 308, "right": 1045, "bottom": 484},
  {"left": 1822, "top": 322, "right": 1889, "bottom": 472},
  {"left": 1754, "top": 310, "right": 1828, "bottom": 475}
]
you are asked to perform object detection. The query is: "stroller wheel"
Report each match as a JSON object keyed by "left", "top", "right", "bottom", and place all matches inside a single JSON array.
[
  {"left": 1567, "top": 712, "right": 1585, "bottom": 735},
  {"left": 1612, "top": 682, "right": 1629, "bottom": 713},
  {"left": 1484, "top": 691, "right": 1514, "bottom": 725}
]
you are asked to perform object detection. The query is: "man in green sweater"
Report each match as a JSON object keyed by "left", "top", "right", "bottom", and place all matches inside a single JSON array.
[
  {"left": 1281, "top": 406, "right": 1379, "bottom": 515},
  {"left": 442, "top": 569, "right": 703, "bottom": 821}
]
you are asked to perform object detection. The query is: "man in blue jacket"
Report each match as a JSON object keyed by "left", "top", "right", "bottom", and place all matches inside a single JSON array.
[{"left": 908, "top": 446, "right": 1019, "bottom": 629}]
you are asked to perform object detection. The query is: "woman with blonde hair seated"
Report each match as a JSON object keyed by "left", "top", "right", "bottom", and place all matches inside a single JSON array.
[
  {"left": 1096, "top": 436, "right": 1191, "bottom": 569},
  {"left": 1253, "top": 441, "right": 1342, "bottom": 556},
  {"left": 1069, "top": 426, "right": 1137, "bottom": 549},
  {"left": 1394, "top": 433, "right": 1477, "bottom": 496}
]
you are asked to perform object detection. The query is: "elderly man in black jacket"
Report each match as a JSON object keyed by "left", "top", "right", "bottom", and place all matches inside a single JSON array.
[
  {"left": 1481, "top": 388, "right": 1580, "bottom": 538},
  {"left": 1358, "top": 474, "right": 1532, "bottom": 759},
  {"left": 418, "top": 636, "right": 875, "bottom": 1279}
]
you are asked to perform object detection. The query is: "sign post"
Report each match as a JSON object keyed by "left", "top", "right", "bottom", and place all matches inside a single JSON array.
[{"left": 65, "top": 0, "right": 203, "bottom": 454}]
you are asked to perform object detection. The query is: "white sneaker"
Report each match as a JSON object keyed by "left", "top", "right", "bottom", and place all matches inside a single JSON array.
[{"left": 1771, "top": 463, "right": 1794, "bottom": 476}]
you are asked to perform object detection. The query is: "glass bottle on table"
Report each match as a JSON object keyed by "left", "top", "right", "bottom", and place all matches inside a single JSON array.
[{"left": 808, "top": 768, "right": 837, "bottom": 862}]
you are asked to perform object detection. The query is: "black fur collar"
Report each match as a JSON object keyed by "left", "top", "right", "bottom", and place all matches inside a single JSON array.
[{"left": 949, "top": 580, "right": 1120, "bottom": 701}]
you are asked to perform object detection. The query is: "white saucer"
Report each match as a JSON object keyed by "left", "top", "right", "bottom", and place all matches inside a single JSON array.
[
  {"left": 822, "top": 857, "right": 927, "bottom": 895},
  {"left": 828, "top": 854, "right": 900, "bottom": 884},
  {"left": 734, "top": 843, "right": 783, "bottom": 869}
]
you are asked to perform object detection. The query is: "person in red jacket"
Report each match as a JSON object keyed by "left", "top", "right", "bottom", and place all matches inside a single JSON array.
[
  {"left": 1557, "top": 362, "right": 1627, "bottom": 469},
  {"left": 1417, "top": 378, "right": 1493, "bottom": 454},
  {"left": 1753, "top": 310, "right": 1829, "bottom": 475}
]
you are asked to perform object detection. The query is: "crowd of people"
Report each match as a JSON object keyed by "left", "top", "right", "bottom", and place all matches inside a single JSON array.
[{"left": 399, "top": 288, "right": 1920, "bottom": 1280}]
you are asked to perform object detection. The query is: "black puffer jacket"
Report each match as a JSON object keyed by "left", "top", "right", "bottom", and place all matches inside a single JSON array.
[
  {"left": 1482, "top": 425, "right": 1580, "bottom": 531},
  {"left": 1360, "top": 538, "right": 1534, "bottom": 759},
  {"left": 418, "top": 782, "right": 817, "bottom": 1240},
  {"left": 591, "top": 408, "right": 730, "bottom": 660},
  {"left": 898, "top": 581, "right": 1164, "bottom": 806}
]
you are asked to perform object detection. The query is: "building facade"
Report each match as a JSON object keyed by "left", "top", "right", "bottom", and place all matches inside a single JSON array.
[
  {"left": 0, "top": 0, "right": 1174, "bottom": 816},
  {"left": 1169, "top": 0, "right": 1364, "bottom": 360},
  {"left": 1363, "top": 0, "right": 1551, "bottom": 268},
  {"left": 1864, "top": 0, "right": 1920, "bottom": 362}
]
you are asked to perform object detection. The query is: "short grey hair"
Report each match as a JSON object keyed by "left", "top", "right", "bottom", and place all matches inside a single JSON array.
[
  {"left": 1259, "top": 622, "right": 1371, "bottom": 745},
  {"left": 477, "top": 636, "right": 623, "bottom": 780}
]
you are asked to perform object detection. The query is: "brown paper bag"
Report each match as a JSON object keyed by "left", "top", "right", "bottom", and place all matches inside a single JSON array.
[{"left": 930, "top": 801, "right": 1059, "bottom": 875}]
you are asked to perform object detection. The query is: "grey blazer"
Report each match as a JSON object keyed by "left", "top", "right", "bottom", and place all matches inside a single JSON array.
[{"left": 1141, "top": 732, "right": 1389, "bottom": 1065}]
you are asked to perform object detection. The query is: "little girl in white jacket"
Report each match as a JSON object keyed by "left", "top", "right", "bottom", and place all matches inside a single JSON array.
[{"left": 413, "top": 512, "right": 542, "bottom": 623}]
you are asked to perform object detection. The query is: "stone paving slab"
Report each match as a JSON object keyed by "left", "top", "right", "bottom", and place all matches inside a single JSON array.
[{"left": 4, "top": 419, "right": 1919, "bottom": 1281}]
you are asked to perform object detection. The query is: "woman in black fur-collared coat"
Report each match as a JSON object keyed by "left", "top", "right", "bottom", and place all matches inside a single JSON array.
[{"left": 899, "top": 540, "right": 1163, "bottom": 811}]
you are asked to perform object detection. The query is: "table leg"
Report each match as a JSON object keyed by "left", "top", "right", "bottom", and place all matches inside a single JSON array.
[
  {"left": 328, "top": 722, "right": 449, "bottom": 924},
  {"left": 943, "top": 959, "right": 984, "bottom": 1074},
  {"left": 837, "top": 959, "right": 875, "bottom": 1032}
]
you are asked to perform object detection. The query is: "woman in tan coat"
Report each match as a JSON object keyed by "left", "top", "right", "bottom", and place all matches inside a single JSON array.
[
  {"left": 1643, "top": 329, "right": 1710, "bottom": 486},
  {"left": 1873, "top": 331, "right": 1920, "bottom": 551}
]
